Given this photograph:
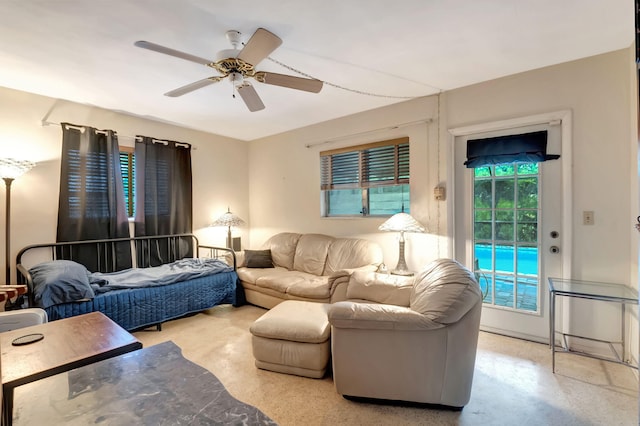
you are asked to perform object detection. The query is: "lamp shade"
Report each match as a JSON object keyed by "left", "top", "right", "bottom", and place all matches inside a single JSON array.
[
  {"left": 378, "top": 212, "right": 425, "bottom": 276},
  {"left": 0, "top": 158, "right": 35, "bottom": 179},
  {"left": 211, "top": 208, "right": 246, "bottom": 251},
  {"left": 210, "top": 208, "right": 246, "bottom": 228},
  {"left": 378, "top": 212, "right": 425, "bottom": 233}
]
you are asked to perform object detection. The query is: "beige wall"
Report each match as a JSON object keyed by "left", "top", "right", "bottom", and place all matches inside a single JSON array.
[
  {"left": 446, "top": 47, "right": 636, "bottom": 287},
  {"left": 249, "top": 47, "right": 638, "bottom": 288},
  {"left": 444, "top": 46, "right": 637, "bottom": 356},
  {"left": 0, "top": 87, "right": 249, "bottom": 281},
  {"left": 248, "top": 95, "right": 443, "bottom": 271}
]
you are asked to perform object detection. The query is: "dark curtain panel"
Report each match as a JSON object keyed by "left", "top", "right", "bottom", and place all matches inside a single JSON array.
[
  {"left": 134, "top": 136, "right": 193, "bottom": 266},
  {"left": 57, "top": 123, "right": 132, "bottom": 271},
  {"left": 464, "top": 130, "right": 560, "bottom": 168}
]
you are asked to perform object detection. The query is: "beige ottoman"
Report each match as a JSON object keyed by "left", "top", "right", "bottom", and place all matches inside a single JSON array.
[{"left": 249, "top": 300, "right": 330, "bottom": 379}]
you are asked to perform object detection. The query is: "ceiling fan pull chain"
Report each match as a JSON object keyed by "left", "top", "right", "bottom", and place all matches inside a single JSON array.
[{"left": 266, "top": 56, "right": 428, "bottom": 99}]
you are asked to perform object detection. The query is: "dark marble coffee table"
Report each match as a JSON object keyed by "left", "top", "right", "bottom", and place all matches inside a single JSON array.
[{"left": 12, "top": 341, "right": 276, "bottom": 425}]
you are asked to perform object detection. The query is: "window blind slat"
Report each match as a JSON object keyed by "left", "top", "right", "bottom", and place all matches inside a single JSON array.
[{"left": 320, "top": 139, "right": 409, "bottom": 190}]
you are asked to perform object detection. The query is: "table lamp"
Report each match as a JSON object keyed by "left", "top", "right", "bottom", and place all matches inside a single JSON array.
[{"left": 378, "top": 212, "right": 425, "bottom": 276}]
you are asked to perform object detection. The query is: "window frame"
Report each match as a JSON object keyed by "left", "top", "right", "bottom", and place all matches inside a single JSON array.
[{"left": 320, "top": 137, "right": 410, "bottom": 217}]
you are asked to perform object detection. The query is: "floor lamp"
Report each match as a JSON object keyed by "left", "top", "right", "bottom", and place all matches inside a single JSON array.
[
  {"left": 0, "top": 158, "right": 35, "bottom": 284},
  {"left": 378, "top": 212, "right": 425, "bottom": 276},
  {"left": 210, "top": 207, "right": 246, "bottom": 251}
]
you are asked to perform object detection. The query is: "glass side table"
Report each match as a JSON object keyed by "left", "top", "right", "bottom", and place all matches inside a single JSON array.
[{"left": 548, "top": 277, "right": 638, "bottom": 373}]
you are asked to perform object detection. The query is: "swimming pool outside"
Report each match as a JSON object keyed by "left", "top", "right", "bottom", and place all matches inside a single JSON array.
[{"left": 474, "top": 244, "right": 539, "bottom": 311}]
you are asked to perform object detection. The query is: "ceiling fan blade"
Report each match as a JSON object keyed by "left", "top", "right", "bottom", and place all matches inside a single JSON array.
[
  {"left": 258, "top": 72, "right": 323, "bottom": 93},
  {"left": 237, "top": 28, "right": 282, "bottom": 66},
  {"left": 134, "top": 41, "right": 213, "bottom": 65},
  {"left": 164, "top": 77, "right": 224, "bottom": 97},
  {"left": 237, "top": 84, "right": 265, "bottom": 112}
]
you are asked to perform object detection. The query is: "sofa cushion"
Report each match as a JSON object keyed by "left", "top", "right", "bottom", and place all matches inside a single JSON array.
[
  {"left": 287, "top": 276, "right": 332, "bottom": 299},
  {"left": 292, "top": 234, "right": 334, "bottom": 276},
  {"left": 346, "top": 271, "right": 413, "bottom": 306},
  {"left": 252, "top": 272, "right": 331, "bottom": 300},
  {"left": 324, "top": 238, "right": 384, "bottom": 276},
  {"left": 410, "top": 258, "right": 481, "bottom": 324},
  {"left": 237, "top": 266, "right": 289, "bottom": 285},
  {"left": 255, "top": 272, "right": 308, "bottom": 293},
  {"left": 263, "top": 233, "right": 301, "bottom": 270}
]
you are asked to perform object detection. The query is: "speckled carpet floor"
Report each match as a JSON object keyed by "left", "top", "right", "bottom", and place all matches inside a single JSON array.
[{"left": 134, "top": 304, "right": 638, "bottom": 426}]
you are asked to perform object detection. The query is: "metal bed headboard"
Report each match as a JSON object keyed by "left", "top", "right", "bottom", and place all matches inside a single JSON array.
[{"left": 16, "top": 233, "right": 199, "bottom": 275}]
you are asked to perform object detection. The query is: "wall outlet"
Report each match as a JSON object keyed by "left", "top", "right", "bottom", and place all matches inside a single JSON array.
[{"left": 583, "top": 211, "right": 594, "bottom": 225}]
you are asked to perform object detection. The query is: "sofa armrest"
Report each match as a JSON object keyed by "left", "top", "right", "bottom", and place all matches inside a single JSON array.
[
  {"left": 329, "top": 273, "right": 350, "bottom": 302},
  {"left": 221, "top": 250, "right": 243, "bottom": 269},
  {"left": 327, "top": 265, "right": 379, "bottom": 302},
  {"left": 328, "top": 301, "right": 443, "bottom": 331}
]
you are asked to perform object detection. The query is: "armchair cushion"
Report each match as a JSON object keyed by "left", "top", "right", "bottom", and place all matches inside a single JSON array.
[
  {"left": 410, "top": 258, "right": 481, "bottom": 324},
  {"left": 346, "top": 271, "right": 413, "bottom": 306},
  {"left": 329, "top": 301, "right": 443, "bottom": 331}
]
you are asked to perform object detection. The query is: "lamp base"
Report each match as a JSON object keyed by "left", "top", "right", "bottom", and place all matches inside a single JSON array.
[{"left": 391, "top": 238, "right": 413, "bottom": 276}]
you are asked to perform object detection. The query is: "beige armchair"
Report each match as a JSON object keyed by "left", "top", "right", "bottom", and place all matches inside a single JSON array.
[{"left": 328, "top": 258, "right": 482, "bottom": 408}]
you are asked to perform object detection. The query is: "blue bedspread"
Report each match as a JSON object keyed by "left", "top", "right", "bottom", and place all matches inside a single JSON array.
[{"left": 90, "top": 258, "right": 233, "bottom": 293}]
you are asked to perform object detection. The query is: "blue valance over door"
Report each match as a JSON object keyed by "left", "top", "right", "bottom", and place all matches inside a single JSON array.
[{"left": 464, "top": 130, "right": 560, "bottom": 168}]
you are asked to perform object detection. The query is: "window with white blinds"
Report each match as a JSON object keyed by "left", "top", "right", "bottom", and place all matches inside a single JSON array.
[{"left": 320, "top": 137, "right": 410, "bottom": 216}]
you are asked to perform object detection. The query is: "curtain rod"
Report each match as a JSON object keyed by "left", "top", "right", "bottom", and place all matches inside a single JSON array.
[
  {"left": 305, "top": 118, "right": 434, "bottom": 149},
  {"left": 136, "top": 136, "right": 191, "bottom": 149},
  {"left": 42, "top": 120, "right": 137, "bottom": 141},
  {"left": 42, "top": 120, "right": 194, "bottom": 149}
]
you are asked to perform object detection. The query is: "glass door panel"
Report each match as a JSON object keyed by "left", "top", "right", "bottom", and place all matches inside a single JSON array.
[{"left": 473, "top": 163, "right": 540, "bottom": 313}]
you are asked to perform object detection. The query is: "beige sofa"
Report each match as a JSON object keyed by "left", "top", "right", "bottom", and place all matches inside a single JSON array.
[
  {"left": 328, "top": 258, "right": 482, "bottom": 407},
  {"left": 235, "top": 232, "right": 383, "bottom": 309}
]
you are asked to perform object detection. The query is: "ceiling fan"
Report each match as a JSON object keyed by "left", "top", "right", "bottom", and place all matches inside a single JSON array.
[{"left": 134, "top": 28, "right": 323, "bottom": 112}]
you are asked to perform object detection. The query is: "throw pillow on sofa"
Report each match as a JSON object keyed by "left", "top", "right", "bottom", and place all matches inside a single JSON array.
[{"left": 244, "top": 249, "right": 274, "bottom": 268}]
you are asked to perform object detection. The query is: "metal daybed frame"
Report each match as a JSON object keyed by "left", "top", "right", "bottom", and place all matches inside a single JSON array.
[{"left": 15, "top": 234, "right": 239, "bottom": 331}]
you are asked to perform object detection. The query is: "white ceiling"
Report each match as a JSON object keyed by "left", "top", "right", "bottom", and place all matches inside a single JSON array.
[{"left": 0, "top": 1, "right": 633, "bottom": 141}]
